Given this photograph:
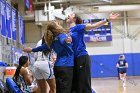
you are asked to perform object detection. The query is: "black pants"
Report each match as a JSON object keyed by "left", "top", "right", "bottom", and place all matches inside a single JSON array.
[
  {"left": 54, "top": 66, "right": 73, "bottom": 93},
  {"left": 71, "top": 55, "right": 92, "bottom": 93}
]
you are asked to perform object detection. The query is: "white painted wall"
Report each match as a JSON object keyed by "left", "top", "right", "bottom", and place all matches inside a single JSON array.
[
  {"left": 25, "top": 22, "right": 42, "bottom": 43},
  {"left": 24, "top": 22, "right": 42, "bottom": 47},
  {"left": 78, "top": 11, "right": 140, "bottom": 55},
  {"left": 131, "top": 38, "right": 140, "bottom": 53}
]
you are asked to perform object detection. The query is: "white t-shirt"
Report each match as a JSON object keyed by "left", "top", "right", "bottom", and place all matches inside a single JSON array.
[
  {"left": 36, "top": 39, "right": 42, "bottom": 47},
  {"left": 34, "top": 39, "right": 49, "bottom": 61}
]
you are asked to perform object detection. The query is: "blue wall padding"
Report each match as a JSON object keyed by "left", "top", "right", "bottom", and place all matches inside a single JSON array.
[{"left": 90, "top": 53, "right": 140, "bottom": 78}]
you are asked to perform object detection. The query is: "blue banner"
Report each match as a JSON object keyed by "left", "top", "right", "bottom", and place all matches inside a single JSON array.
[
  {"left": 1, "top": 0, "right": 6, "bottom": 37},
  {"left": 12, "top": 7, "right": 16, "bottom": 41},
  {"left": 18, "top": 12, "right": 24, "bottom": 45},
  {"left": 25, "top": 0, "right": 30, "bottom": 9},
  {"left": 83, "top": 19, "right": 112, "bottom": 42},
  {"left": 0, "top": 1, "right": 2, "bottom": 35},
  {"left": 6, "top": 3, "right": 12, "bottom": 39},
  {"left": 18, "top": 12, "right": 21, "bottom": 44},
  {"left": 21, "top": 16, "right": 24, "bottom": 45}
]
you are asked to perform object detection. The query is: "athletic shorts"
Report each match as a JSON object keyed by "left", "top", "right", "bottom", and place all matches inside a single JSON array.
[
  {"left": 32, "top": 60, "right": 55, "bottom": 80},
  {"left": 118, "top": 68, "right": 127, "bottom": 74}
]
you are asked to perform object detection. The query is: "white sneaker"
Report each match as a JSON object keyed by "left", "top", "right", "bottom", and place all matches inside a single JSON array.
[{"left": 123, "top": 81, "right": 126, "bottom": 87}]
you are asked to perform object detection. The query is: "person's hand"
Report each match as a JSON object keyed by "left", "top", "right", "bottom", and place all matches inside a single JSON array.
[
  {"left": 109, "top": 12, "right": 120, "bottom": 21},
  {"left": 65, "top": 34, "right": 72, "bottom": 43},
  {"left": 116, "top": 65, "right": 119, "bottom": 68},
  {"left": 52, "top": 55, "right": 57, "bottom": 64},
  {"left": 22, "top": 47, "right": 32, "bottom": 53}
]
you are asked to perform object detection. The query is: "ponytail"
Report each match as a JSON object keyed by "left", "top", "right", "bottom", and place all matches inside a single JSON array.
[
  {"left": 44, "top": 30, "right": 53, "bottom": 47},
  {"left": 13, "top": 56, "right": 28, "bottom": 82},
  {"left": 14, "top": 66, "right": 22, "bottom": 81},
  {"left": 42, "top": 33, "right": 52, "bottom": 56}
]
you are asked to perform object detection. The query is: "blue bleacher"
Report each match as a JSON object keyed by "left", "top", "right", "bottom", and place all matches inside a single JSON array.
[
  {"left": 6, "top": 78, "right": 22, "bottom": 93},
  {"left": 0, "top": 62, "right": 7, "bottom": 67}
]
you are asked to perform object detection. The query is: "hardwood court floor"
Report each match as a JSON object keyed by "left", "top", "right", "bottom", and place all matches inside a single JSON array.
[{"left": 91, "top": 77, "right": 140, "bottom": 93}]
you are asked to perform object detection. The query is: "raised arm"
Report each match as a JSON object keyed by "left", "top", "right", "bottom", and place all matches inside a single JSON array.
[
  {"left": 22, "top": 43, "right": 49, "bottom": 53},
  {"left": 84, "top": 13, "right": 119, "bottom": 31}
]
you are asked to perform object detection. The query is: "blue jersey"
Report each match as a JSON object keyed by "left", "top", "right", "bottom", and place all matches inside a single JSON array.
[
  {"left": 118, "top": 60, "right": 127, "bottom": 67},
  {"left": 32, "top": 33, "right": 74, "bottom": 67},
  {"left": 69, "top": 24, "right": 88, "bottom": 58}
]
